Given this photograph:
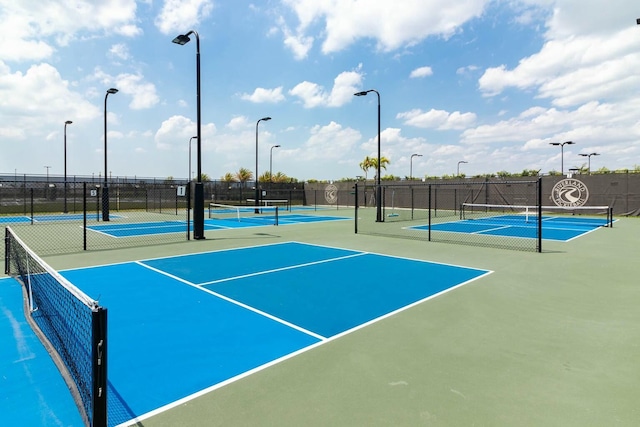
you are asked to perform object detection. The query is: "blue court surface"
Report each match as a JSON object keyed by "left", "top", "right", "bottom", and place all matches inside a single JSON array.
[
  {"left": 409, "top": 214, "right": 611, "bottom": 241},
  {"left": 86, "top": 214, "right": 350, "bottom": 237},
  {"left": 1, "top": 242, "right": 490, "bottom": 427}
]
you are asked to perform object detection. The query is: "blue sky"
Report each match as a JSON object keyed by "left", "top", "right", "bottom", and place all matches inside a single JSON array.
[{"left": 1, "top": 0, "right": 639, "bottom": 182}]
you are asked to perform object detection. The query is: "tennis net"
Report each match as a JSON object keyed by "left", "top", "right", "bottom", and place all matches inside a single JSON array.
[
  {"left": 461, "top": 203, "right": 613, "bottom": 227},
  {"left": 4, "top": 226, "right": 107, "bottom": 427},
  {"left": 208, "top": 203, "right": 279, "bottom": 225}
]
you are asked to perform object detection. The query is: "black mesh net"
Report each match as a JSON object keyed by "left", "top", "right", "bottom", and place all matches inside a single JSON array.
[{"left": 4, "top": 226, "right": 107, "bottom": 427}]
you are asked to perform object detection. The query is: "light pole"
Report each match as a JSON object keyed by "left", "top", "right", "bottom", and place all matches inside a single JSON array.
[
  {"left": 457, "top": 160, "right": 468, "bottom": 177},
  {"left": 410, "top": 153, "right": 422, "bottom": 180},
  {"left": 173, "top": 30, "right": 205, "bottom": 239},
  {"left": 103, "top": 88, "right": 118, "bottom": 221},
  {"left": 549, "top": 141, "right": 574, "bottom": 175},
  {"left": 255, "top": 117, "right": 271, "bottom": 212},
  {"left": 270, "top": 144, "right": 281, "bottom": 187},
  {"left": 188, "top": 136, "right": 197, "bottom": 183},
  {"left": 63, "top": 120, "right": 72, "bottom": 213},
  {"left": 579, "top": 152, "right": 599, "bottom": 174},
  {"left": 44, "top": 165, "right": 51, "bottom": 199},
  {"left": 354, "top": 89, "right": 382, "bottom": 222}
]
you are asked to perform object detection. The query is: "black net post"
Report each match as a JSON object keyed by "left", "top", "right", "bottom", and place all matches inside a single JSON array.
[
  {"left": 354, "top": 183, "right": 359, "bottom": 234},
  {"left": 96, "top": 187, "right": 101, "bottom": 222},
  {"left": 83, "top": 182, "right": 87, "bottom": 251},
  {"left": 4, "top": 227, "right": 9, "bottom": 275},
  {"left": 186, "top": 182, "right": 192, "bottom": 241},
  {"left": 537, "top": 177, "right": 542, "bottom": 253},
  {"left": 91, "top": 307, "right": 108, "bottom": 427},
  {"left": 428, "top": 184, "right": 432, "bottom": 241},
  {"left": 30, "top": 188, "right": 34, "bottom": 224}
]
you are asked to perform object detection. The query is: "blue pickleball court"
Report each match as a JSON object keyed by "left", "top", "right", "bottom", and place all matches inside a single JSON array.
[
  {"left": 409, "top": 213, "right": 612, "bottom": 241},
  {"left": 2, "top": 242, "right": 490, "bottom": 427}
]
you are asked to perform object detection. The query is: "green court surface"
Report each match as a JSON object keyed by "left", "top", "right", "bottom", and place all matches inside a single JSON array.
[{"left": 4, "top": 210, "right": 640, "bottom": 427}]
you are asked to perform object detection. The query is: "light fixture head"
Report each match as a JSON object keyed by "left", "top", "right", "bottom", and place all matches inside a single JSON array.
[
  {"left": 107, "top": 88, "right": 118, "bottom": 94},
  {"left": 65, "top": 120, "right": 73, "bottom": 125},
  {"left": 261, "top": 117, "right": 272, "bottom": 121},
  {"left": 354, "top": 91, "right": 369, "bottom": 96},
  {"left": 274, "top": 144, "right": 281, "bottom": 148},
  {"left": 172, "top": 34, "right": 191, "bottom": 45}
]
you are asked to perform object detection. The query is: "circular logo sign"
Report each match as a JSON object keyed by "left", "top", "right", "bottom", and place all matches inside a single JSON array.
[
  {"left": 551, "top": 178, "right": 589, "bottom": 207},
  {"left": 324, "top": 184, "right": 338, "bottom": 204}
]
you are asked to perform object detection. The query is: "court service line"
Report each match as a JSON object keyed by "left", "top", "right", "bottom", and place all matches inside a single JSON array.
[
  {"left": 135, "top": 261, "right": 327, "bottom": 342},
  {"left": 197, "top": 252, "right": 367, "bottom": 287}
]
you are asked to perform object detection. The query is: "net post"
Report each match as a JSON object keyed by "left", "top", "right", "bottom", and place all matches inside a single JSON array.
[
  {"left": 91, "top": 307, "right": 108, "bottom": 427},
  {"left": 354, "top": 183, "right": 358, "bottom": 234},
  {"left": 275, "top": 206, "right": 279, "bottom": 226},
  {"left": 428, "top": 184, "right": 432, "bottom": 241},
  {"left": 186, "top": 182, "right": 191, "bottom": 240},
  {"left": 4, "top": 227, "right": 9, "bottom": 275},
  {"left": 537, "top": 177, "right": 542, "bottom": 253},
  {"left": 410, "top": 186, "right": 414, "bottom": 220},
  {"left": 30, "top": 188, "right": 34, "bottom": 224}
]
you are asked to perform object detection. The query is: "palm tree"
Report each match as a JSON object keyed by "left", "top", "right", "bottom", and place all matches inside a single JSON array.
[
  {"left": 222, "top": 172, "right": 236, "bottom": 183},
  {"left": 272, "top": 171, "right": 289, "bottom": 183},
  {"left": 259, "top": 171, "right": 272, "bottom": 182},
  {"left": 235, "top": 167, "right": 253, "bottom": 201},
  {"left": 221, "top": 172, "right": 236, "bottom": 200},
  {"left": 359, "top": 156, "right": 375, "bottom": 180},
  {"left": 370, "top": 156, "right": 390, "bottom": 180}
]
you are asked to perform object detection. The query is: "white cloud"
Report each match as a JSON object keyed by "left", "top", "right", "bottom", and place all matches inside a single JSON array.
[
  {"left": 280, "top": 0, "right": 488, "bottom": 55},
  {"left": 279, "top": 17, "right": 315, "bottom": 60},
  {"left": 154, "top": 115, "right": 216, "bottom": 150},
  {"left": 397, "top": 108, "right": 477, "bottom": 130},
  {"left": 226, "top": 116, "right": 250, "bottom": 130},
  {"left": 154, "top": 0, "right": 214, "bottom": 35},
  {"left": 240, "top": 87, "right": 286, "bottom": 103},
  {"left": 92, "top": 69, "right": 159, "bottom": 110},
  {"left": 109, "top": 43, "right": 131, "bottom": 60},
  {"left": 0, "top": 0, "right": 140, "bottom": 61},
  {"left": 0, "top": 61, "right": 100, "bottom": 138},
  {"left": 478, "top": 25, "right": 640, "bottom": 107},
  {"left": 289, "top": 67, "right": 364, "bottom": 108},
  {"left": 460, "top": 100, "right": 640, "bottom": 151},
  {"left": 303, "top": 121, "right": 360, "bottom": 159},
  {"left": 410, "top": 66, "right": 433, "bottom": 78}
]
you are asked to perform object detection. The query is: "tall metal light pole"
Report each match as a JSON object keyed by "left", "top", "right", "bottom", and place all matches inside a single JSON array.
[
  {"left": 354, "top": 89, "right": 382, "bottom": 222},
  {"left": 549, "top": 141, "right": 574, "bottom": 175},
  {"left": 270, "top": 144, "right": 281, "bottom": 187},
  {"left": 255, "top": 117, "right": 271, "bottom": 212},
  {"left": 102, "top": 88, "right": 118, "bottom": 221},
  {"left": 173, "top": 30, "right": 205, "bottom": 239},
  {"left": 579, "top": 152, "right": 600, "bottom": 174},
  {"left": 63, "top": 120, "right": 72, "bottom": 213},
  {"left": 410, "top": 153, "right": 422, "bottom": 180},
  {"left": 188, "top": 136, "right": 197, "bottom": 182},
  {"left": 457, "top": 160, "right": 468, "bottom": 177}
]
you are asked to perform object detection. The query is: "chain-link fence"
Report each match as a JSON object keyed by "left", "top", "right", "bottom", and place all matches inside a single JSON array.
[
  {"left": 355, "top": 180, "right": 542, "bottom": 251},
  {"left": 2, "top": 181, "right": 190, "bottom": 256}
]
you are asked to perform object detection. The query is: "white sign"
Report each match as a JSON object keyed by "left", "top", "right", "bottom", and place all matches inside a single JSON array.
[{"left": 177, "top": 186, "right": 186, "bottom": 197}]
